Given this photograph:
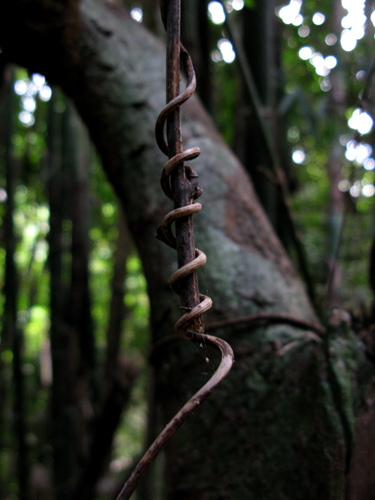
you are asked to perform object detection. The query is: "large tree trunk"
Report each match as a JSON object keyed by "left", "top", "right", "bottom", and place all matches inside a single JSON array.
[{"left": 0, "top": 1, "right": 372, "bottom": 498}]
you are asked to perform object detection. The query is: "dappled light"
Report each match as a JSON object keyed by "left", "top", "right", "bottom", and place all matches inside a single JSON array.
[
  {"left": 292, "top": 149, "right": 306, "bottom": 164},
  {"left": 277, "top": 0, "right": 375, "bottom": 202},
  {"left": 211, "top": 38, "right": 236, "bottom": 64},
  {"left": 207, "top": 0, "right": 245, "bottom": 24},
  {"left": 14, "top": 73, "right": 52, "bottom": 127},
  {"left": 277, "top": 0, "right": 302, "bottom": 25},
  {"left": 227, "top": 0, "right": 244, "bottom": 11},
  {"left": 363, "top": 184, "right": 375, "bottom": 197},
  {"left": 298, "top": 48, "right": 337, "bottom": 78},
  {"left": 350, "top": 181, "right": 360, "bottom": 197},
  {"left": 208, "top": 1, "right": 225, "bottom": 25},
  {"left": 338, "top": 179, "right": 351, "bottom": 192},
  {"left": 312, "top": 12, "right": 325, "bottom": 25},
  {"left": 298, "top": 46, "right": 313, "bottom": 59},
  {"left": 18, "top": 110, "right": 35, "bottom": 127},
  {"left": 298, "top": 24, "right": 310, "bottom": 36},
  {"left": 130, "top": 7, "right": 143, "bottom": 23},
  {"left": 364, "top": 158, "right": 375, "bottom": 171},
  {"left": 217, "top": 38, "right": 235, "bottom": 63},
  {"left": 340, "top": 0, "right": 366, "bottom": 51},
  {"left": 325, "top": 33, "right": 338, "bottom": 46},
  {"left": 324, "top": 55, "right": 337, "bottom": 69},
  {"left": 278, "top": 0, "right": 368, "bottom": 52},
  {"left": 340, "top": 29, "right": 357, "bottom": 51},
  {"left": 348, "top": 108, "right": 374, "bottom": 135}
]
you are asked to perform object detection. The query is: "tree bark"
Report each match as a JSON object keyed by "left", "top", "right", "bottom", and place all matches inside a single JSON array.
[
  {"left": 240, "top": 0, "right": 280, "bottom": 227},
  {"left": 0, "top": 1, "right": 372, "bottom": 498}
]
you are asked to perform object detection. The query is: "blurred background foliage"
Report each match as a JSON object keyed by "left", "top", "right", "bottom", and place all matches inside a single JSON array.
[{"left": 1, "top": 0, "right": 375, "bottom": 498}]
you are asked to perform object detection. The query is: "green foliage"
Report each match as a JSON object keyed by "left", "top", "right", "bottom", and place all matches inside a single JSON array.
[
  {"left": 325, "top": 317, "right": 372, "bottom": 450},
  {"left": 123, "top": 255, "right": 150, "bottom": 354},
  {"left": 274, "top": 1, "right": 375, "bottom": 308},
  {"left": 243, "top": 0, "right": 255, "bottom": 8},
  {"left": 211, "top": 61, "right": 238, "bottom": 147},
  {"left": 0, "top": 72, "right": 151, "bottom": 498}
]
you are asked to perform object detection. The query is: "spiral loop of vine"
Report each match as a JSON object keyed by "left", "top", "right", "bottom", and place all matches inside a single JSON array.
[
  {"left": 155, "top": 42, "right": 213, "bottom": 339},
  {"left": 115, "top": 3, "right": 233, "bottom": 498}
]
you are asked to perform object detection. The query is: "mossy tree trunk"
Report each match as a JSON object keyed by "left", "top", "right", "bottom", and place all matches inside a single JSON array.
[{"left": 0, "top": 1, "right": 374, "bottom": 498}]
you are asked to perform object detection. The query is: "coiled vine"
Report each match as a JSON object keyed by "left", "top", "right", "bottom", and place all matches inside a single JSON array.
[{"left": 115, "top": 2, "right": 233, "bottom": 498}]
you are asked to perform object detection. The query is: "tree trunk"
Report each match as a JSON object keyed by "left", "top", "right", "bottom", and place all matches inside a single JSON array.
[
  {"left": 240, "top": 0, "right": 280, "bottom": 228},
  {"left": 47, "top": 96, "right": 96, "bottom": 499},
  {"left": 2, "top": 67, "right": 30, "bottom": 500},
  {"left": 47, "top": 94, "right": 80, "bottom": 500},
  {"left": 181, "top": 0, "right": 211, "bottom": 112},
  {"left": 324, "top": 0, "right": 348, "bottom": 309},
  {"left": 0, "top": 1, "right": 372, "bottom": 498}
]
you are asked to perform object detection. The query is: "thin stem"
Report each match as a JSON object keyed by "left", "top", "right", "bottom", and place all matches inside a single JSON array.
[
  {"left": 115, "top": 335, "right": 233, "bottom": 500},
  {"left": 166, "top": 0, "right": 202, "bottom": 322},
  {"left": 205, "top": 313, "right": 326, "bottom": 336}
]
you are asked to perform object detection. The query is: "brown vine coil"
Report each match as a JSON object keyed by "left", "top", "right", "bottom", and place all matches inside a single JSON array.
[
  {"left": 155, "top": 43, "right": 213, "bottom": 339},
  {"left": 115, "top": 4, "right": 233, "bottom": 499}
]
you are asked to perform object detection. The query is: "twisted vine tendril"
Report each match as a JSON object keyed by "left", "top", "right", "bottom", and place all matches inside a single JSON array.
[
  {"left": 115, "top": 2, "right": 233, "bottom": 499},
  {"left": 155, "top": 44, "right": 212, "bottom": 338}
]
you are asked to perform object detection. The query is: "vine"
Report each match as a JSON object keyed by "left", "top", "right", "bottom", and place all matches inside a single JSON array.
[{"left": 115, "top": 1, "right": 233, "bottom": 499}]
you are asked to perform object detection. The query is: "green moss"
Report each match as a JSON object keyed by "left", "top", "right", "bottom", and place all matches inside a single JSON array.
[
  {"left": 325, "top": 319, "right": 371, "bottom": 453},
  {"left": 155, "top": 308, "right": 372, "bottom": 499}
]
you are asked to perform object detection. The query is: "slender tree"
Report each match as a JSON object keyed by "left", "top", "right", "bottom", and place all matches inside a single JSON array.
[{"left": 2, "top": 69, "right": 30, "bottom": 500}]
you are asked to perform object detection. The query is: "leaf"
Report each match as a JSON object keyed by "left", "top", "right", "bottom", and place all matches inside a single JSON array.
[{"left": 243, "top": 0, "right": 256, "bottom": 8}]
